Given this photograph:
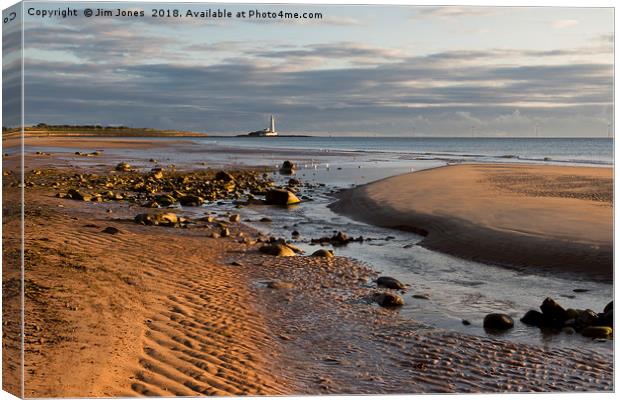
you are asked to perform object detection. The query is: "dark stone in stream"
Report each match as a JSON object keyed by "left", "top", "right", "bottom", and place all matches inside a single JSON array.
[
  {"left": 483, "top": 313, "right": 514, "bottom": 331},
  {"left": 521, "top": 310, "right": 544, "bottom": 327},
  {"left": 373, "top": 292, "right": 404, "bottom": 307},
  {"left": 462, "top": 319, "right": 471, "bottom": 326},
  {"left": 540, "top": 297, "right": 568, "bottom": 326},
  {"left": 376, "top": 276, "right": 406, "bottom": 291}
]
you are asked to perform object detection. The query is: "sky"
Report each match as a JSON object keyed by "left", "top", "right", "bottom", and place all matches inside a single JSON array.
[{"left": 2, "top": 1, "right": 615, "bottom": 136}]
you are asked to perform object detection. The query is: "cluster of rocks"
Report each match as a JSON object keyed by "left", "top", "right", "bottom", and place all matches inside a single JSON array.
[
  {"left": 75, "top": 151, "right": 100, "bottom": 157},
  {"left": 257, "top": 237, "right": 336, "bottom": 258},
  {"left": 520, "top": 298, "right": 613, "bottom": 339},
  {"left": 310, "top": 231, "right": 364, "bottom": 246},
  {"left": 483, "top": 298, "right": 613, "bottom": 339},
  {"left": 371, "top": 276, "right": 408, "bottom": 308},
  {"left": 33, "top": 163, "right": 279, "bottom": 208}
]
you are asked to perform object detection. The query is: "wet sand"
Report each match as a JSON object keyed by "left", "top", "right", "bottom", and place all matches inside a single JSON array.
[
  {"left": 2, "top": 153, "right": 613, "bottom": 395},
  {"left": 331, "top": 164, "right": 613, "bottom": 282}
]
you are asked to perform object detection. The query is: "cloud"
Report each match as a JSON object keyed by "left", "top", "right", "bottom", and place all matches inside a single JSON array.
[
  {"left": 552, "top": 19, "right": 579, "bottom": 29},
  {"left": 411, "top": 7, "right": 498, "bottom": 20}
]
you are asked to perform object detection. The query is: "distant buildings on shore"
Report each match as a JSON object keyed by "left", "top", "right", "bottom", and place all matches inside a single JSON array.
[{"left": 247, "top": 115, "right": 278, "bottom": 137}]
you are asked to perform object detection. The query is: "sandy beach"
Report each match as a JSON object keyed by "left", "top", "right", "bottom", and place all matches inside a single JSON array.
[
  {"left": 331, "top": 164, "right": 613, "bottom": 282},
  {"left": 2, "top": 145, "right": 614, "bottom": 396}
]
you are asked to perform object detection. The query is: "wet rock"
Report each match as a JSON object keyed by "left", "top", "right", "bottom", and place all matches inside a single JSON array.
[
  {"left": 259, "top": 217, "right": 272, "bottom": 222},
  {"left": 215, "top": 171, "right": 235, "bottom": 182},
  {"left": 220, "top": 227, "right": 230, "bottom": 237},
  {"left": 291, "top": 230, "right": 300, "bottom": 238},
  {"left": 598, "top": 309, "right": 613, "bottom": 328},
  {"left": 229, "top": 214, "right": 240, "bottom": 223},
  {"left": 155, "top": 194, "right": 177, "bottom": 207},
  {"left": 520, "top": 310, "right": 544, "bottom": 327},
  {"left": 412, "top": 294, "right": 430, "bottom": 300},
  {"left": 604, "top": 301, "right": 613, "bottom": 314},
  {"left": 178, "top": 195, "right": 204, "bottom": 206},
  {"left": 575, "top": 309, "right": 599, "bottom": 329},
  {"left": 540, "top": 297, "right": 568, "bottom": 326},
  {"left": 279, "top": 160, "right": 297, "bottom": 175},
  {"left": 134, "top": 212, "right": 179, "bottom": 227},
  {"left": 373, "top": 292, "right": 404, "bottom": 307},
  {"left": 462, "top": 319, "right": 471, "bottom": 326},
  {"left": 259, "top": 244, "right": 296, "bottom": 257},
  {"left": 311, "top": 249, "right": 334, "bottom": 258},
  {"left": 265, "top": 189, "right": 301, "bottom": 206},
  {"left": 66, "top": 189, "right": 92, "bottom": 201},
  {"left": 483, "top": 313, "right": 514, "bottom": 330},
  {"left": 376, "top": 276, "right": 406, "bottom": 291},
  {"left": 115, "top": 162, "right": 132, "bottom": 172},
  {"left": 310, "top": 231, "right": 363, "bottom": 246},
  {"left": 150, "top": 168, "right": 164, "bottom": 180},
  {"left": 209, "top": 232, "right": 220, "bottom": 239},
  {"left": 581, "top": 326, "right": 612, "bottom": 339},
  {"left": 573, "top": 288, "right": 589, "bottom": 293},
  {"left": 101, "top": 227, "right": 121, "bottom": 235},
  {"left": 288, "top": 178, "right": 301, "bottom": 186}
]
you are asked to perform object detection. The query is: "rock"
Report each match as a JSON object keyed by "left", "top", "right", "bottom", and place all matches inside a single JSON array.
[
  {"left": 266, "top": 280, "right": 294, "bottom": 289},
  {"left": 573, "top": 288, "right": 589, "bottom": 293},
  {"left": 483, "top": 313, "right": 514, "bottom": 330},
  {"left": 283, "top": 243, "right": 304, "bottom": 254},
  {"left": 373, "top": 292, "right": 404, "bottom": 307},
  {"left": 581, "top": 326, "right": 612, "bottom": 339},
  {"left": 115, "top": 162, "right": 132, "bottom": 172},
  {"left": 259, "top": 217, "right": 272, "bottom": 222},
  {"left": 288, "top": 178, "right": 301, "bottom": 186},
  {"left": 520, "top": 310, "right": 544, "bottom": 327},
  {"left": 598, "top": 309, "right": 613, "bottom": 328},
  {"left": 220, "top": 227, "right": 230, "bottom": 237},
  {"left": 66, "top": 188, "right": 91, "bottom": 201},
  {"left": 134, "top": 212, "right": 179, "bottom": 226},
  {"left": 291, "top": 230, "right": 300, "bottom": 237},
  {"left": 265, "top": 189, "right": 301, "bottom": 206},
  {"left": 540, "top": 297, "right": 568, "bottom": 326},
  {"left": 215, "top": 171, "right": 235, "bottom": 182},
  {"left": 604, "top": 301, "right": 613, "bottom": 314},
  {"left": 230, "top": 261, "right": 242, "bottom": 266},
  {"left": 150, "top": 168, "right": 164, "bottom": 180},
  {"left": 259, "top": 244, "right": 296, "bottom": 257},
  {"left": 209, "top": 232, "right": 220, "bottom": 239},
  {"left": 565, "top": 308, "right": 579, "bottom": 320},
  {"left": 462, "top": 319, "right": 471, "bottom": 326},
  {"left": 376, "top": 276, "right": 406, "bottom": 291},
  {"left": 229, "top": 214, "right": 240, "bottom": 222},
  {"left": 155, "top": 194, "right": 177, "bottom": 207},
  {"left": 562, "top": 327, "right": 576, "bottom": 335},
  {"left": 575, "top": 309, "right": 599, "bottom": 329},
  {"left": 178, "top": 195, "right": 204, "bottom": 206},
  {"left": 311, "top": 249, "right": 334, "bottom": 258},
  {"left": 279, "top": 160, "right": 297, "bottom": 175},
  {"left": 101, "top": 227, "right": 121, "bottom": 235},
  {"left": 412, "top": 294, "right": 430, "bottom": 300}
]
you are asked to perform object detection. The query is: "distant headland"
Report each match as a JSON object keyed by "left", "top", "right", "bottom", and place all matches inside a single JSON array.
[{"left": 2, "top": 124, "right": 208, "bottom": 138}]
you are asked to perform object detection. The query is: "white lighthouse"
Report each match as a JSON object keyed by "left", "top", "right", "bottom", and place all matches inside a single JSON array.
[{"left": 247, "top": 114, "right": 278, "bottom": 136}]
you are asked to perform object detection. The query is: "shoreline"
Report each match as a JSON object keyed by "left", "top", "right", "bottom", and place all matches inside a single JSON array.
[{"left": 330, "top": 163, "right": 613, "bottom": 282}]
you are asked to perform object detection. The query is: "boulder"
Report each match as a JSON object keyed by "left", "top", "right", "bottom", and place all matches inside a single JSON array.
[
  {"left": 155, "top": 194, "right": 177, "bottom": 207},
  {"left": 540, "top": 297, "right": 568, "bottom": 326},
  {"left": 311, "top": 249, "right": 334, "bottom": 258},
  {"left": 598, "top": 309, "right": 613, "bottom": 328},
  {"left": 215, "top": 171, "right": 235, "bottom": 182},
  {"left": 575, "top": 309, "right": 599, "bottom": 329},
  {"left": 178, "top": 195, "right": 204, "bottom": 206},
  {"left": 376, "top": 276, "right": 406, "bottom": 291},
  {"left": 259, "top": 244, "right": 296, "bottom": 257},
  {"left": 604, "top": 301, "right": 613, "bottom": 314},
  {"left": 115, "top": 162, "right": 132, "bottom": 172},
  {"left": 520, "top": 310, "right": 544, "bottom": 327},
  {"left": 279, "top": 160, "right": 297, "bottom": 175},
  {"left": 265, "top": 189, "right": 301, "bottom": 206},
  {"left": 229, "top": 214, "right": 240, "bottom": 223},
  {"left": 373, "top": 292, "right": 404, "bottom": 307},
  {"left": 483, "top": 313, "right": 514, "bottom": 330},
  {"left": 134, "top": 212, "right": 179, "bottom": 227},
  {"left": 581, "top": 326, "right": 612, "bottom": 339},
  {"left": 220, "top": 227, "right": 230, "bottom": 237}
]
